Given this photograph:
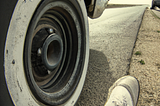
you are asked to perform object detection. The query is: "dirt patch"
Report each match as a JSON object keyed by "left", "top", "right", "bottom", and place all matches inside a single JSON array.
[{"left": 129, "top": 9, "right": 160, "bottom": 106}]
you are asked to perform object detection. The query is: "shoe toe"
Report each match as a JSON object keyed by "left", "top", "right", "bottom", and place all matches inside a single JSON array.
[{"left": 109, "top": 76, "right": 139, "bottom": 106}]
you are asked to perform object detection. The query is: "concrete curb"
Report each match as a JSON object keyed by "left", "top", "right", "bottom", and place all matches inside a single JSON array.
[
  {"left": 128, "top": 6, "right": 147, "bottom": 74},
  {"left": 151, "top": 9, "right": 160, "bottom": 19}
]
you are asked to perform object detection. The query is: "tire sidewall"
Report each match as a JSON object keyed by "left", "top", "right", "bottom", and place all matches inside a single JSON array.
[
  {"left": 152, "top": 0, "right": 155, "bottom": 8},
  {"left": 4, "top": 0, "right": 89, "bottom": 106}
]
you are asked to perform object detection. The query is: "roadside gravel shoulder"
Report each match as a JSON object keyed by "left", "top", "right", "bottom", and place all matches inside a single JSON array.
[{"left": 129, "top": 9, "right": 160, "bottom": 106}]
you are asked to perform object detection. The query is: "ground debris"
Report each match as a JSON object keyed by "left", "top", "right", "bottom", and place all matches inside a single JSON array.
[{"left": 129, "top": 9, "right": 160, "bottom": 106}]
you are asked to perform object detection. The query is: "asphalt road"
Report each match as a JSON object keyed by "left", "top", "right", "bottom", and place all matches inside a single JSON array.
[{"left": 75, "top": 5, "right": 147, "bottom": 106}]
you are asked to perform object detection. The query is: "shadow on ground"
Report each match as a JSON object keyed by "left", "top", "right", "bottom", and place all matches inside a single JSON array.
[{"left": 75, "top": 49, "right": 116, "bottom": 106}]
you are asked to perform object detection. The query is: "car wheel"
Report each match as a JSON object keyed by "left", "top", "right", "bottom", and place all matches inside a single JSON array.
[
  {"left": 151, "top": 0, "right": 155, "bottom": 9},
  {"left": 0, "top": 0, "right": 89, "bottom": 105}
]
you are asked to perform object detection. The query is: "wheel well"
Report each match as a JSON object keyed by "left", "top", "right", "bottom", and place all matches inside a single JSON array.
[{"left": 84, "top": 0, "right": 92, "bottom": 10}]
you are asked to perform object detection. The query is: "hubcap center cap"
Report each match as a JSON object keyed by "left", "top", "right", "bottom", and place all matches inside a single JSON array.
[{"left": 41, "top": 34, "right": 63, "bottom": 70}]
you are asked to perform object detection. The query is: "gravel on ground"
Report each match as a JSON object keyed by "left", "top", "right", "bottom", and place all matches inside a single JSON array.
[{"left": 129, "top": 9, "right": 160, "bottom": 106}]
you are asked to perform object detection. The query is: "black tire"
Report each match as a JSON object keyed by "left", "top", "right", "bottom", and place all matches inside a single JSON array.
[
  {"left": 151, "top": 0, "right": 155, "bottom": 9},
  {"left": 0, "top": 0, "right": 89, "bottom": 105}
]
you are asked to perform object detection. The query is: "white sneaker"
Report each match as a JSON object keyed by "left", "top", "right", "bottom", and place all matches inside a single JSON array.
[{"left": 105, "top": 76, "right": 139, "bottom": 106}]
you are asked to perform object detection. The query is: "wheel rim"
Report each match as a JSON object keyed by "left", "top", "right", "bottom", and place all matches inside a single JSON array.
[
  {"left": 24, "top": 1, "right": 86, "bottom": 105},
  {"left": 31, "top": 16, "right": 66, "bottom": 88}
]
